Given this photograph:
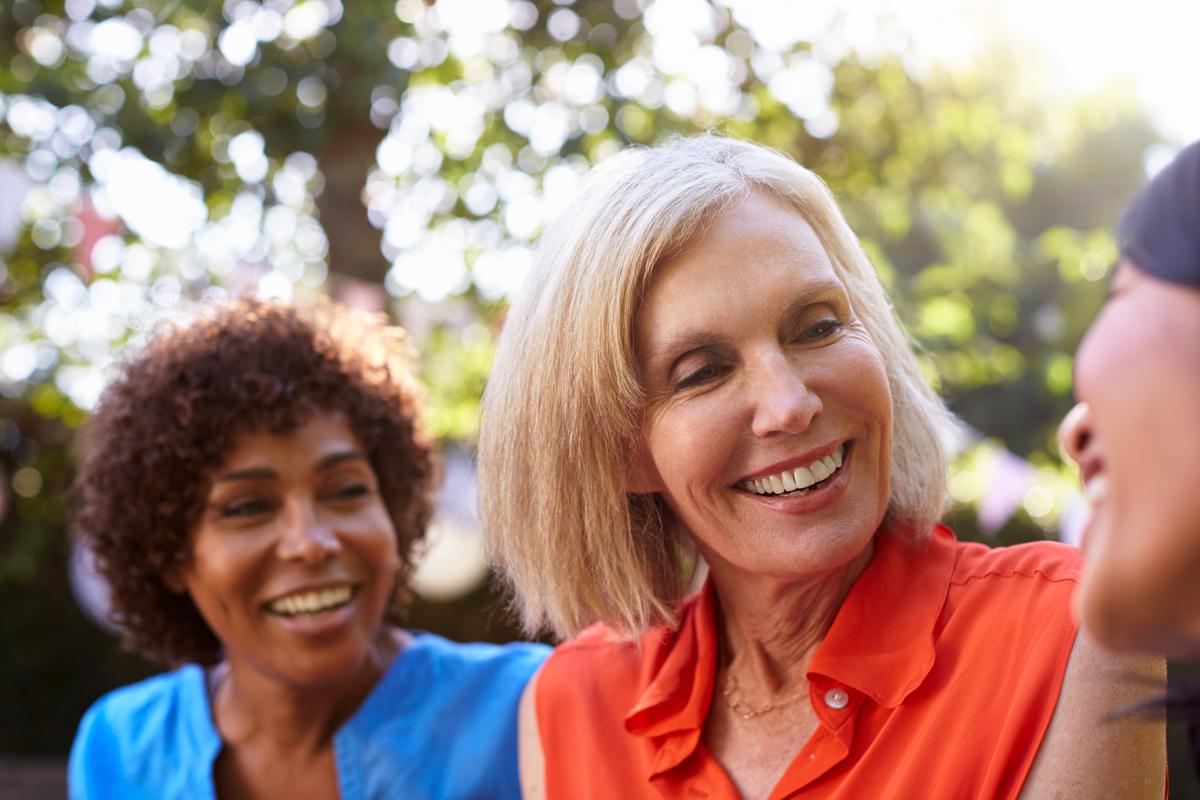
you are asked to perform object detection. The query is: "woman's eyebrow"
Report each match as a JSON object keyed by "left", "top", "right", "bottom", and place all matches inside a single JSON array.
[
  {"left": 315, "top": 451, "right": 369, "bottom": 471},
  {"left": 211, "top": 452, "right": 366, "bottom": 483},
  {"left": 213, "top": 466, "right": 276, "bottom": 483},
  {"left": 780, "top": 280, "right": 844, "bottom": 318},
  {"left": 644, "top": 330, "right": 728, "bottom": 366}
]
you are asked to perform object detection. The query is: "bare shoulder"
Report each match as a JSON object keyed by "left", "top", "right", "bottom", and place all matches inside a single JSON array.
[
  {"left": 518, "top": 667, "right": 546, "bottom": 800},
  {"left": 1019, "top": 627, "right": 1165, "bottom": 799}
]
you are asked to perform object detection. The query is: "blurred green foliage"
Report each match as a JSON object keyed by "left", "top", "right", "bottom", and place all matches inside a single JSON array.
[{"left": 0, "top": 0, "right": 1163, "bottom": 754}]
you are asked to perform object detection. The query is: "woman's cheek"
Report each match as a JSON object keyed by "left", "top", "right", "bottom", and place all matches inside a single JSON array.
[
  {"left": 1073, "top": 299, "right": 1144, "bottom": 405},
  {"left": 647, "top": 395, "right": 740, "bottom": 490}
]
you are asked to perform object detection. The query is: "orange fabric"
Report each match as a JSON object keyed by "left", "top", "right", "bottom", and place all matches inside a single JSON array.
[{"left": 536, "top": 525, "right": 1083, "bottom": 799}]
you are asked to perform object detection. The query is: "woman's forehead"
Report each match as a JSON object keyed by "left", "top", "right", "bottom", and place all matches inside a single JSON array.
[
  {"left": 215, "top": 412, "right": 361, "bottom": 469},
  {"left": 635, "top": 208, "right": 845, "bottom": 351},
  {"left": 654, "top": 193, "right": 834, "bottom": 279}
]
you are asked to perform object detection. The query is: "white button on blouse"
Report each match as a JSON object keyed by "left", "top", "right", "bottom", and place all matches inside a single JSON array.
[{"left": 823, "top": 687, "right": 849, "bottom": 710}]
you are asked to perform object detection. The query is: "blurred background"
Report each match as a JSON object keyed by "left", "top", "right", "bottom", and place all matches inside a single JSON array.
[{"left": 2, "top": 0, "right": 1198, "bottom": 795}]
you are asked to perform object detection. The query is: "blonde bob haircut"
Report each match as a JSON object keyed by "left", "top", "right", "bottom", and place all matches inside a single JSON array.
[{"left": 480, "top": 134, "right": 956, "bottom": 640}]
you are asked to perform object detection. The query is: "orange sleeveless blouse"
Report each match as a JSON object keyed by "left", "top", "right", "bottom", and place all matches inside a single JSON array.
[{"left": 535, "top": 525, "right": 1082, "bottom": 799}]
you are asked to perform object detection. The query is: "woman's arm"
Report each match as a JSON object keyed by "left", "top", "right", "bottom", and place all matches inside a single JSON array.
[
  {"left": 518, "top": 668, "right": 547, "bottom": 800},
  {"left": 1019, "top": 627, "right": 1165, "bottom": 798}
]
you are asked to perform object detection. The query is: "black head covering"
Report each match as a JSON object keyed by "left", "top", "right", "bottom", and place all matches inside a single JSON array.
[{"left": 1118, "top": 139, "right": 1200, "bottom": 288}]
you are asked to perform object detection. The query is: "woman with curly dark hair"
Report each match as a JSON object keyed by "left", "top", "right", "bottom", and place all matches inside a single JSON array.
[{"left": 67, "top": 298, "right": 547, "bottom": 799}]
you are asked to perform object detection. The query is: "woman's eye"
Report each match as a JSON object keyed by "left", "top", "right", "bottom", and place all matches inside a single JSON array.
[
  {"left": 802, "top": 319, "right": 842, "bottom": 340},
  {"left": 676, "top": 363, "right": 725, "bottom": 389},
  {"left": 330, "top": 483, "right": 370, "bottom": 501},
  {"left": 220, "top": 499, "right": 272, "bottom": 519}
]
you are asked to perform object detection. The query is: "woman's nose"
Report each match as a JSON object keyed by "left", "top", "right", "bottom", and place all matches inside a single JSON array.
[
  {"left": 277, "top": 502, "right": 341, "bottom": 562},
  {"left": 750, "top": 356, "right": 822, "bottom": 438},
  {"left": 1058, "top": 402, "right": 1093, "bottom": 466}
]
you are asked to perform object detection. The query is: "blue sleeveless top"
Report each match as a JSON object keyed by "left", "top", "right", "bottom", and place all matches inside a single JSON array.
[{"left": 69, "top": 633, "right": 548, "bottom": 799}]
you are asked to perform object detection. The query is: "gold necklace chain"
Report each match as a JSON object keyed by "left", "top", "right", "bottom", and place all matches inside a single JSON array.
[{"left": 722, "top": 673, "right": 800, "bottom": 720}]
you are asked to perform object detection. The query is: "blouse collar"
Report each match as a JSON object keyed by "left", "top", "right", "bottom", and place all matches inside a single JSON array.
[{"left": 623, "top": 524, "right": 960, "bottom": 775}]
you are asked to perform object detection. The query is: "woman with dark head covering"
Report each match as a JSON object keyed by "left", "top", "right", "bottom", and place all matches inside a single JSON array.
[
  {"left": 482, "top": 134, "right": 1164, "bottom": 799},
  {"left": 1058, "top": 137, "right": 1200, "bottom": 782},
  {"left": 1059, "top": 139, "right": 1200, "bottom": 657},
  {"left": 69, "top": 298, "right": 547, "bottom": 799}
]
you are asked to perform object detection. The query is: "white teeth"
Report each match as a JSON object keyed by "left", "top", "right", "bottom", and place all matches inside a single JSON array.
[
  {"left": 1084, "top": 475, "right": 1108, "bottom": 505},
  {"left": 793, "top": 465, "right": 814, "bottom": 488},
  {"left": 739, "top": 445, "right": 846, "bottom": 496},
  {"left": 810, "top": 460, "right": 831, "bottom": 482},
  {"left": 267, "top": 585, "right": 353, "bottom": 617}
]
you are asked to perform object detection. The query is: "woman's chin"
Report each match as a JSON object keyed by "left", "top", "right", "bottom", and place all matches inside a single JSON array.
[{"left": 1078, "top": 554, "right": 1200, "bottom": 658}]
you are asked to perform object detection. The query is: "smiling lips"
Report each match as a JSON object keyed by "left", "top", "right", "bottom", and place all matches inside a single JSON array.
[
  {"left": 265, "top": 584, "right": 357, "bottom": 617},
  {"left": 738, "top": 444, "right": 846, "bottom": 496},
  {"left": 1083, "top": 474, "right": 1108, "bottom": 506}
]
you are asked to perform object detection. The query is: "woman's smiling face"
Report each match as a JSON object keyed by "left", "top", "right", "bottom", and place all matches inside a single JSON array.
[
  {"left": 1060, "top": 261, "right": 1200, "bottom": 655},
  {"left": 174, "top": 411, "right": 401, "bottom": 684},
  {"left": 631, "top": 191, "right": 893, "bottom": 581}
]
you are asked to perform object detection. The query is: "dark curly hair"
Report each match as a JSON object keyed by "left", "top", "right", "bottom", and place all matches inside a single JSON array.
[{"left": 72, "top": 297, "right": 437, "bottom": 666}]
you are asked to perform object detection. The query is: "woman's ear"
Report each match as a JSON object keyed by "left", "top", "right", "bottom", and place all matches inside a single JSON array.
[{"left": 626, "top": 442, "right": 664, "bottom": 494}]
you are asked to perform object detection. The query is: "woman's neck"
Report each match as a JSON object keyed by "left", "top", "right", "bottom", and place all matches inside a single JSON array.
[
  {"left": 710, "top": 542, "right": 873, "bottom": 694},
  {"left": 211, "top": 627, "right": 408, "bottom": 756}
]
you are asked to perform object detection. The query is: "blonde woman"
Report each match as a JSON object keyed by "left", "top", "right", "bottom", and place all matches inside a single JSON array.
[{"left": 480, "top": 135, "right": 1163, "bottom": 799}]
